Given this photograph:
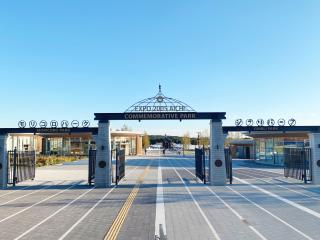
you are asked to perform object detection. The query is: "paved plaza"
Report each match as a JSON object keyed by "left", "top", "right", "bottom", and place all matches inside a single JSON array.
[{"left": 0, "top": 157, "right": 320, "bottom": 240}]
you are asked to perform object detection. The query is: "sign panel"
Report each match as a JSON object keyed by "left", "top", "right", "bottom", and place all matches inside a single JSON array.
[
  {"left": 124, "top": 112, "right": 197, "bottom": 120},
  {"left": 222, "top": 126, "right": 320, "bottom": 134},
  {"left": 234, "top": 118, "right": 297, "bottom": 127},
  {"left": 94, "top": 112, "right": 226, "bottom": 121},
  {"left": 35, "top": 128, "right": 72, "bottom": 134}
]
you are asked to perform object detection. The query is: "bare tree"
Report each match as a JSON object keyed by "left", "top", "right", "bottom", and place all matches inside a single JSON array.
[{"left": 199, "top": 129, "right": 209, "bottom": 148}]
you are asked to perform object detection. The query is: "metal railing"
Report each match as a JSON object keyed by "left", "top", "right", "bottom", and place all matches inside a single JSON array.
[
  {"left": 195, "top": 147, "right": 232, "bottom": 184},
  {"left": 115, "top": 148, "right": 125, "bottom": 185},
  {"left": 8, "top": 148, "right": 36, "bottom": 187},
  {"left": 284, "top": 147, "right": 312, "bottom": 183},
  {"left": 88, "top": 149, "right": 96, "bottom": 186},
  {"left": 195, "top": 148, "right": 206, "bottom": 183},
  {"left": 225, "top": 148, "right": 233, "bottom": 184}
]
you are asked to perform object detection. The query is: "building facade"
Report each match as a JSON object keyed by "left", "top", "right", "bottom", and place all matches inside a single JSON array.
[
  {"left": 7, "top": 130, "right": 143, "bottom": 156},
  {"left": 252, "top": 133, "right": 309, "bottom": 166},
  {"left": 229, "top": 139, "right": 255, "bottom": 159},
  {"left": 229, "top": 131, "right": 310, "bottom": 166}
]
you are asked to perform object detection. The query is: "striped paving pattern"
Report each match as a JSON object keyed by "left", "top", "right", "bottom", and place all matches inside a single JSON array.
[{"left": 0, "top": 157, "right": 320, "bottom": 239}]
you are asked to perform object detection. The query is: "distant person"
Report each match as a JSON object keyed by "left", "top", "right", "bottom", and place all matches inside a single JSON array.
[
  {"left": 163, "top": 149, "right": 165, "bottom": 155},
  {"left": 145, "top": 148, "right": 147, "bottom": 155}
]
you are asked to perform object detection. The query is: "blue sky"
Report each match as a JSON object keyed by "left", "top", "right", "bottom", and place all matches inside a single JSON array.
[{"left": 0, "top": 1, "right": 319, "bottom": 136}]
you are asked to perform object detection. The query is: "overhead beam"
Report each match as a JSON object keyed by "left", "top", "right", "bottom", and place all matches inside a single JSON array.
[
  {"left": 94, "top": 112, "right": 226, "bottom": 121},
  {"left": 222, "top": 126, "right": 320, "bottom": 134},
  {"left": 0, "top": 128, "right": 98, "bottom": 135}
]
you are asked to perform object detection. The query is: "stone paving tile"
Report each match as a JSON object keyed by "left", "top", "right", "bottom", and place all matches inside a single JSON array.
[
  {"left": 0, "top": 182, "right": 86, "bottom": 239},
  {"left": 0, "top": 182, "right": 56, "bottom": 206},
  {"left": 175, "top": 168, "right": 260, "bottom": 240},
  {"left": 229, "top": 179, "right": 320, "bottom": 239},
  {"left": 270, "top": 178, "right": 320, "bottom": 197},
  {"left": 180, "top": 173, "right": 302, "bottom": 240},
  {"left": 0, "top": 182, "right": 73, "bottom": 222},
  {"left": 173, "top": 157, "right": 320, "bottom": 240},
  {"left": 26, "top": 187, "right": 133, "bottom": 240},
  {"left": 60, "top": 162, "right": 151, "bottom": 240},
  {"left": 162, "top": 166, "right": 214, "bottom": 240},
  {"left": 1, "top": 157, "right": 320, "bottom": 240},
  {"left": 241, "top": 177, "right": 320, "bottom": 212},
  {"left": 117, "top": 166, "right": 157, "bottom": 240}
]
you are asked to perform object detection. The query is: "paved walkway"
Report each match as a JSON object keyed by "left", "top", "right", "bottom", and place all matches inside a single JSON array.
[{"left": 0, "top": 157, "right": 320, "bottom": 240}]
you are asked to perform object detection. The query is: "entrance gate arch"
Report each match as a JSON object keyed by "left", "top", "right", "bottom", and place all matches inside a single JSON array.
[
  {"left": 93, "top": 86, "right": 227, "bottom": 187},
  {"left": 1, "top": 88, "right": 320, "bottom": 188}
]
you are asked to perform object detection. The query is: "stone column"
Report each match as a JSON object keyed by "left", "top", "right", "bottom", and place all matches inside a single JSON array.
[
  {"left": 95, "top": 121, "right": 112, "bottom": 188},
  {"left": 209, "top": 120, "right": 226, "bottom": 185},
  {"left": 309, "top": 133, "right": 320, "bottom": 184},
  {"left": 0, "top": 135, "right": 8, "bottom": 189}
]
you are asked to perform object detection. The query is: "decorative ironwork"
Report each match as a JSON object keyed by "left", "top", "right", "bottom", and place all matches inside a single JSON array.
[
  {"left": 50, "top": 120, "right": 58, "bottom": 128},
  {"left": 234, "top": 118, "right": 297, "bottom": 127},
  {"left": 125, "top": 85, "right": 196, "bottom": 113},
  {"left": 284, "top": 147, "right": 312, "bottom": 183},
  {"left": 195, "top": 148, "right": 206, "bottom": 184},
  {"left": 288, "top": 118, "right": 296, "bottom": 126},
  {"left": 256, "top": 119, "right": 264, "bottom": 126},
  {"left": 39, "top": 120, "right": 47, "bottom": 128},
  {"left": 18, "top": 120, "right": 26, "bottom": 128},
  {"left": 7, "top": 149, "right": 36, "bottom": 186},
  {"left": 82, "top": 120, "right": 90, "bottom": 127},
  {"left": 267, "top": 118, "right": 275, "bottom": 126},
  {"left": 225, "top": 148, "right": 233, "bottom": 184},
  {"left": 246, "top": 119, "right": 254, "bottom": 126},
  {"left": 29, "top": 120, "right": 37, "bottom": 128},
  {"left": 116, "top": 148, "right": 125, "bottom": 185},
  {"left": 88, "top": 148, "right": 96, "bottom": 186},
  {"left": 235, "top": 119, "right": 243, "bottom": 126},
  {"left": 278, "top": 118, "right": 286, "bottom": 126},
  {"left": 18, "top": 120, "right": 90, "bottom": 129},
  {"left": 71, "top": 120, "right": 80, "bottom": 128}
]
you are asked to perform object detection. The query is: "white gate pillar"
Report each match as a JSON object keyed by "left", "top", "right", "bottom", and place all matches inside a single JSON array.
[
  {"left": 309, "top": 133, "right": 320, "bottom": 185},
  {"left": 209, "top": 120, "right": 226, "bottom": 185},
  {"left": 95, "top": 121, "right": 112, "bottom": 188},
  {"left": 0, "top": 135, "right": 8, "bottom": 189}
]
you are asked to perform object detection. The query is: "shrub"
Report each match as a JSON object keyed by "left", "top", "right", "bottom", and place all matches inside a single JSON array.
[{"left": 36, "top": 155, "right": 83, "bottom": 167}]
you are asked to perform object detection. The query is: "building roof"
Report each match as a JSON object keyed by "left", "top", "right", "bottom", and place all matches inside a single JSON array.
[
  {"left": 223, "top": 126, "right": 320, "bottom": 134},
  {"left": 230, "top": 139, "right": 255, "bottom": 146},
  {"left": 111, "top": 130, "right": 143, "bottom": 136},
  {"left": 0, "top": 128, "right": 142, "bottom": 137}
]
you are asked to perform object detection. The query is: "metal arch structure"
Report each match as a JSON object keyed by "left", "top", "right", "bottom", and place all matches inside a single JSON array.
[
  {"left": 125, "top": 85, "right": 196, "bottom": 113},
  {"left": 94, "top": 85, "right": 225, "bottom": 121}
]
